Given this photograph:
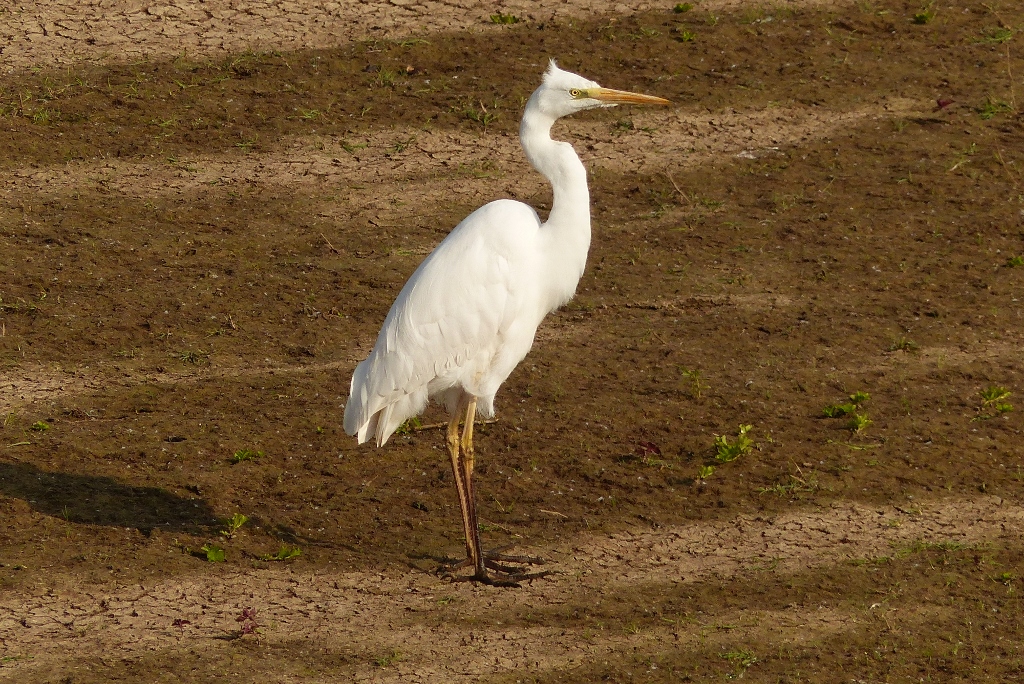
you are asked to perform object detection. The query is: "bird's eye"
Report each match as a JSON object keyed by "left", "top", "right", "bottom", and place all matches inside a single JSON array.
[{"left": 569, "top": 88, "right": 583, "bottom": 98}]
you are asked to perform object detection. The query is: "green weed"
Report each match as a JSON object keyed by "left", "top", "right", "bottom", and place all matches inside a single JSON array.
[
  {"left": 979, "top": 27, "right": 1014, "bottom": 44},
  {"left": 675, "top": 29, "right": 697, "bottom": 42},
  {"left": 680, "top": 368, "right": 708, "bottom": 399},
  {"left": 823, "top": 391, "right": 869, "bottom": 417},
  {"left": 722, "top": 649, "right": 758, "bottom": 670},
  {"left": 912, "top": 4, "right": 935, "bottom": 24},
  {"left": 490, "top": 13, "right": 520, "bottom": 24},
  {"left": 673, "top": 3, "right": 693, "bottom": 12},
  {"left": 1005, "top": 255, "right": 1024, "bottom": 268},
  {"left": 714, "top": 424, "right": 753, "bottom": 463},
  {"left": 30, "top": 420, "right": 50, "bottom": 432},
  {"left": 200, "top": 543, "right": 226, "bottom": 562},
  {"left": 178, "top": 349, "right": 208, "bottom": 364},
  {"left": 31, "top": 108, "right": 55, "bottom": 125},
  {"left": 846, "top": 413, "right": 872, "bottom": 434},
  {"left": 978, "top": 386, "right": 1013, "bottom": 417},
  {"left": 259, "top": 546, "right": 301, "bottom": 561},
  {"left": 235, "top": 135, "right": 258, "bottom": 151},
  {"left": 757, "top": 473, "right": 818, "bottom": 496},
  {"left": 465, "top": 105, "right": 498, "bottom": 127},
  {"left": 374, "top": 650, "right": 401, "bottom": 667},
  {"left": 889, "top": 336, "right": 918, "bottom": 352},
  {"left": 979, "top": 97, "right": 1013, "bottom": 120},
  {"left": 340, "top": 140, "right": 367, "bottom": 154},
  {"left": 849, "top": 390, "right": 870, "bottom": 405},
  {"left": 395, "top": 416, "right": 422, "bottom": 435},
  {"left": 231, "top": 448, "right": 264, "bottom": 463},
  {"left": 822, "top": 404, "right": 853, "bottom": 418},
  {"left": 390, "top": 136, "right": 415, "bottom": 154},
  {"left": 220, "top": 513, "right": 248, "bottom": 539},
  {"left": 697, "top": 464, "right": 715, "bottom": 480}
]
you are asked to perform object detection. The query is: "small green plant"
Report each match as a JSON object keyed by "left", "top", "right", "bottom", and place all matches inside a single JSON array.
[
  {"left": 823, "top": 391, "right": 869, "bottom": 417},
  {"left": 980, "top": 27, "right": 1014, "bottom": 43},
  {"left": 673, "top": 3, "right": 693, "bottom": 12},
  {"left": 680, "top": 368, "right": 708, "bottom": 399},
  {"left": 978, "top": 386, "right": 1013, "bottom": 417},
  {"left": 1005, "top": 255, "right": 1023, "bottom": 267},
  {"left": 757, "top": 474, "right": 818, "bottom": 497},
  {"left": 849, "top": 390, "right": 870, "bottom": 405},
  {"left": 231, "top": 448, "right": 264, "bottom": 463},
  {"left": 822, "top": 403, "right": 853, "bottom": 418},
  {"left": 912, "top": 5, "right": 935, "bottom": 24},
  {"left": 889, "top": 336, "right": 917, "bottom": 352},
  {"left": 395, "top": 416, "right": 422, "bottom": 435},
  {"left": 846, "top": 413, "right": 872, "bottom": 434},
  {"left": 722, "top": 649, "right": 758, "bottom": 670},
  {"left": 490, "top": 12, "right": 520, "bottom": 24},
  {"left": 465, "top": 106, "right": 498, "bottom": 127},
  {"left": 389, "top": 136, "right": 416, "bottom": 154},
  {"left": 260, "top": 546, "right": 301, "bottom": 561},
  {"left": 374, "top": 650, "right": 401, "bottom": 667},
  {"left": 200, "top": 543, "right": 226, "bottom": 562},
  {"left": 178, "top": 349, "right": 208, "bottom": 364},
  {"left": 30, "top": 420, "right": 51, "bottom": 432},
  {"left": 697, "top": 464, "right": 715, "bottom": 480},
  {"left": 340, "top": 140, "right": 367, "bottom": 154},
  {"left": 979, "top": 98, "right": 1013, "bottom": 120},
  {"left": 714, "top": 424, "right": 753, "bottom": 463},
  {"left": 220, "top": 513, "right": 249, "bottom": 539},
  {"left": 629, "top": 27, "right": 660, "bottom": 39},
  {"left": 235, "top": 135, "right": 258, "bottom": 151},
  {"left": 996, "top": 571, "right": 1016, "bottom": 585},
  {"left": 675, "top": 29, "right": 697, "bottom": 42}
]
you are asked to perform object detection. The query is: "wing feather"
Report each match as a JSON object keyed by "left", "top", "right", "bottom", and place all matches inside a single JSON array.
[{"left": 344, "top": 200, "right": 542, "bottom": 445}]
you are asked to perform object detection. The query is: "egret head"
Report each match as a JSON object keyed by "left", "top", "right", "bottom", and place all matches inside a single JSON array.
[{"left": 532, "top": 60, "right": 670, "bottom": 120}]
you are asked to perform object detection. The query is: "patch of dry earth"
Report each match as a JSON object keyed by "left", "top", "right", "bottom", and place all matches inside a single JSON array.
[
  {"left": 0, "top": 0, "right": 841, "bottom": 71},
  {"left": 0, "top": 495, "right": 1016, "bottom": 681}
]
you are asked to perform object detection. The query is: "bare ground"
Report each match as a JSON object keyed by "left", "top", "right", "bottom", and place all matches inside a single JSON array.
[{"left": 1, "top": 0, "right": 1023, "bottom": 682}]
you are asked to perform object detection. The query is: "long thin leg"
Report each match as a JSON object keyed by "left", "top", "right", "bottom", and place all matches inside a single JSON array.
[
  {"left": 459, "top": 398, "right": 486, "bottom": 578},
  {"left": 439, "top": 397, "right": 551, "bottom": 586},
  {"left": 446, "top": 407, "right": 475, "bottom": 563}
]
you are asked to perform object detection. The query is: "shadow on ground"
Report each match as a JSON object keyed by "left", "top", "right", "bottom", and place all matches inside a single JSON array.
[{"left": 0, "top": 460, "right": 218, "bottom": 533}]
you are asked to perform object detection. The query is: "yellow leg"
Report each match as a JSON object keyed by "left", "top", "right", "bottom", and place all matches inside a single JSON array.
[
  {"left": 446, "top": 408, "right": 475, "bottom": 563},
  {"left": 460, "top": 398, "right": 485, "bottom": 577},
  {"left": 440, "top": 397, "right": 549, "bottom": 585}
]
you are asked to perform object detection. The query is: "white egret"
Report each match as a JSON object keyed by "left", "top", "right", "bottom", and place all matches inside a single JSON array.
[{"left": 344, "top": 61, "right": 669, "bottom": 584}]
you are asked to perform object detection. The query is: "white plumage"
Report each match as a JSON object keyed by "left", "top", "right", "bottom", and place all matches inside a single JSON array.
[
  {"left": 344, "top": 199, "right": 548, "bottom": 445},
  {"left": 344, "top": 61, "right": 668, "bottom": 584}
]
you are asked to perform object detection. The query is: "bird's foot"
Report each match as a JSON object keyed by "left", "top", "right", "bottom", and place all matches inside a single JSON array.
[{"left": 438, "top": 548, "right": 552, "bottom": 587}]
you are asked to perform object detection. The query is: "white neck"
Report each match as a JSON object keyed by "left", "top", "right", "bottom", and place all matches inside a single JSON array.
[{"left": 519, "top": 102, "right": 592, "bottom": 307}]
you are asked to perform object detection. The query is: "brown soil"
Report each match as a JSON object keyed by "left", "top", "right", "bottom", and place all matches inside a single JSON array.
[{"left": 1, "top": 0, "right": 1023, "bottom": 681}]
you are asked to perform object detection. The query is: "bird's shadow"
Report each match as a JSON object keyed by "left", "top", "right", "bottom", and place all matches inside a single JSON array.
[{"left": 0, "top": 460, "right": 218, "bottom": 534}]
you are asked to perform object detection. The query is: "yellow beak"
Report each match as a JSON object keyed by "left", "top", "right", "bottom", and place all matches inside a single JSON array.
[{"left": 588, "top": 87, "right": 671, "bottom": 106}]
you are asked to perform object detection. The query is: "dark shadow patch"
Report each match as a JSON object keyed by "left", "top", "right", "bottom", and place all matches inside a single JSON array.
[{"left": 0, "top": 460, "right": 218, "bottom": 533}]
